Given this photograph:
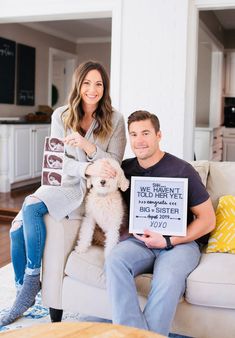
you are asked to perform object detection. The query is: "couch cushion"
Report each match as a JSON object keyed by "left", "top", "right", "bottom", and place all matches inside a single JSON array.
[
  {"left": 206, "top": 195, "right": 235, "bottom": 253},
  {"left": 65, "top": 246, "right": 153, "bottom": 297},
  {"left": 189, "top": 160, "right": 209, "bottom": 187},
  {"left": 186, "top": 252, "right": 235, "bottom": 309},
  {"left": 65, "top": 246, "right": 106, "bottom": 289},
  {"left": 65, "top": 246, "right": 182, "bottom": 303},
  {"left": 207, "top": 161, "right": 235, "bottom": 209}
]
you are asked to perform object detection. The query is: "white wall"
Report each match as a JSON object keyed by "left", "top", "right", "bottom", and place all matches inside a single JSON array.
[
  {"left": 120, "top": 0, "right": 189, "bottom": 158},
  {"left": 76, "top": 42, "right": 111, "bottom": 75}
]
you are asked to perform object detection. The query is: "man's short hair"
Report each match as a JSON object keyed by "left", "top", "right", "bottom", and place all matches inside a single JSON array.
[{"left": 127, "top": 110, "right": 160, "bottom": 134}]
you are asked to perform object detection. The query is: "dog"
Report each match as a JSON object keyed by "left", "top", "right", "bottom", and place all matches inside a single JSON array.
[{"left": 75, "top": 158, "right": 129, "bottom": 257}]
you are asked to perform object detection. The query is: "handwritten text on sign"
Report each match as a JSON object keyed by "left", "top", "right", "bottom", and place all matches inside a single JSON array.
[{"left": 129, "top": 177, "right": 188, "bottom": 236}]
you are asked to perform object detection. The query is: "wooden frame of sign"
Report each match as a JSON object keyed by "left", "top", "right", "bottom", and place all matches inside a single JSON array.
[{"left": 129, "top": 176, "right": 188, "bottom": 236}]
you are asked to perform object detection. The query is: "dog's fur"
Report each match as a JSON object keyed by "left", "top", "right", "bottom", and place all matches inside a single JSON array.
[{"left": 75, "top": 158, "right": 129, "bottom": 257}]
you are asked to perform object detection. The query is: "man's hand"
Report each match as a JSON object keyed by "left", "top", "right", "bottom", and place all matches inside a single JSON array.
[{"left": 133, "top": 230, "right": 167, "bottom": 249}]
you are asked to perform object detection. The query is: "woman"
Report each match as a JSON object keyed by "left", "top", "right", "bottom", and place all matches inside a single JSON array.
[{"left": 0, "top": 61, "right": 126, "bottom": 326}]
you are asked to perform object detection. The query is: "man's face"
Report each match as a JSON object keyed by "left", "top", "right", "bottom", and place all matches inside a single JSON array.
[{"left": 128, "top": 119, "right": 161, "bottom": 161}]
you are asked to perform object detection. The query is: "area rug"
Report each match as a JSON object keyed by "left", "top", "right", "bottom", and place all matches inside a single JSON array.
[
  {"left": 0, "top": 264, "right": 82, "bottom": 333},
  {"left": 0, "top": 264, "right": 192, "bottom": 337}
]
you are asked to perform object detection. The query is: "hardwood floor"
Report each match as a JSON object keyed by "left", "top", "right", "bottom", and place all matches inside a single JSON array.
[
  {"left": 0, "top": 222, "right": 11, "bottom": 268},
  {"left": 0, "top": 183, "right": 40, "bottom": 268},
  {"left": 0, "top": 183, "right": 40, "bottom": 211}
]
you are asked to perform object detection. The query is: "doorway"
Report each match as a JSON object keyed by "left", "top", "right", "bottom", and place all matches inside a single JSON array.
[
  {"left": 48, "top": 48, "right": 77, "bottom": 109},
  {"left": 0, "top": 1, "right": 122, "bottom": 110},
  {"left": 185, "top": 1, "right": 235, "bottom": 161},
  {"left": 194, "top": 19, "right": 224, "bottom": 161}
]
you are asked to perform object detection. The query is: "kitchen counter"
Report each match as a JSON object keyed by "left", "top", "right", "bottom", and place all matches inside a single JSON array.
[
  {"left": 223, "top": 128, "right": 235, "bottom": 161},
  {"left": 195, "top": 126, "right": 214, "bottom": 131},
  {"left": 0, "top": 120, "right": 51, "bottom": 124},
  {"left": 194, "top": 126, "right": 223, "bottom": 161}
]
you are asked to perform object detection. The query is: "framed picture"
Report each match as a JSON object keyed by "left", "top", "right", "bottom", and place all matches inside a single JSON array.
[
  {"left": 0, "top": 37, "right": 16, "bottom": 103},
  {"left": 129, "top": 176, "right": 188, "bottom": 236},
  {"left": 16, "top": 43, "right": 35, "bottom": 106}
]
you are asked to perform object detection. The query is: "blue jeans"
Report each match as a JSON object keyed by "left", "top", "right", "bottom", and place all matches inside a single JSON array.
[
  {"left": 10, "top": 201, "right": 48, "bottom": 288},
  {"left": 105, "top": 237, "right": 201, "bottom": 336}
]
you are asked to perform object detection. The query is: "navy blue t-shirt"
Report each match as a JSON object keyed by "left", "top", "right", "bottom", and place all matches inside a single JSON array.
[{"left": 122, "top": 153, "right": 210, "bottom": 245}]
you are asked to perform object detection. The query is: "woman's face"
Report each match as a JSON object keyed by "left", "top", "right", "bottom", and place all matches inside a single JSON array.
[{"left": 80, "top": 69, "right": 104, "bottom": 108}]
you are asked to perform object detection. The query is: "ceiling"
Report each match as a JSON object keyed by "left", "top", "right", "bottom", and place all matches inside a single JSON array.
[
  {"left": 22, "top": 17, "right": 112, "bottom": 43},
  {"left": 213, "top": 9, "right": 235, "bottom": 30},
  {"left": 20, "top": 10, "right": 235, "bottom": 44}
]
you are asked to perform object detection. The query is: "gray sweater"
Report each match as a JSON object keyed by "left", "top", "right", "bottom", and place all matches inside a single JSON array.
[{"left": 33, "top": 105, "right": 126, "bottom": 221}]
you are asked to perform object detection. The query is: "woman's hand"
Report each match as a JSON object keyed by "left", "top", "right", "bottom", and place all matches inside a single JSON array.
[
  {"left": 64, "top": 132, "right": 87, "bottom": 148},
  {"left": 63, "top": 132, "right": 96, "bottom": 157},
  {"left": 85, "top": 159, "right": 117, "bottom": 178},
  {"left": 133, "top": 230, "right": 167, "bottom": 249}
]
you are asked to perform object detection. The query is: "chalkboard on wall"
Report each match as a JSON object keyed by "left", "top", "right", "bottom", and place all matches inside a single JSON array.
[
  {"left": 17, "top": 43, "right": 35, "bottom": 106},
  {"left": 0, "top": 37, "right": 16, "bottom": 104}
]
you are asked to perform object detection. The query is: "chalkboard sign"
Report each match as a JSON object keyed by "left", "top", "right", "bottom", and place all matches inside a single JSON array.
[
  {"left": 0, "top": 37, "right": 16, "bottom": 104},
  {"left": 16, "top": 43, "right": 35, "bottom": 106}
]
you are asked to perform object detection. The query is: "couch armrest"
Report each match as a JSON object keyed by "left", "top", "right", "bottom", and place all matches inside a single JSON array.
[{"left": 41, "top": 214, "right": 81, "bottom": 309}]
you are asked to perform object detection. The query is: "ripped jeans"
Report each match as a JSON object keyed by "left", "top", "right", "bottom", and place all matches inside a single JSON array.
[{"left": 10, "top": 196, "right": 48, "bottom": 289}]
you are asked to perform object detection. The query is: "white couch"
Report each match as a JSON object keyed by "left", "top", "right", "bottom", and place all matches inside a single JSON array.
[{"left": 42, "top": 161, "right": 235, "bottom": 338}]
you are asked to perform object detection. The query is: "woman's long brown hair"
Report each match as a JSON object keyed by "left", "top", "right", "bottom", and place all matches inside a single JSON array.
[{"left": 63, "top": 61, "right": 113, "bottom": 141}]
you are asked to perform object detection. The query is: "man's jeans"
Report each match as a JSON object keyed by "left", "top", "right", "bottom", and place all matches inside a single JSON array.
[
  {"left": 10, "top": 201, "right": 48, "bottom": 288},
  {"left": 105, "top": 237, "right": 201, "bottom": 336}
]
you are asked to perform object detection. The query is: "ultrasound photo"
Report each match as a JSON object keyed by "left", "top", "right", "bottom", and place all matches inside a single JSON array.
[{"left": 41, "top": 137, "right": 65, "bottom": 186}]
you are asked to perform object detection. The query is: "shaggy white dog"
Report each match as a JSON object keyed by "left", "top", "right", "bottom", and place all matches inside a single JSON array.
[{"left": 75, "top": 158, "right": 129, "bottom": 257}]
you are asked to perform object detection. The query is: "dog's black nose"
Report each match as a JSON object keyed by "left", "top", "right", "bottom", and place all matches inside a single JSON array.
[{"left": 100, "top": 180, "right": 106, "bottom": 186}]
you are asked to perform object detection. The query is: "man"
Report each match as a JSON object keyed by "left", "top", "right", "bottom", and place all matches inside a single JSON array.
[{"left": 105, "top": 110, "right": 215, "bottom": 336}]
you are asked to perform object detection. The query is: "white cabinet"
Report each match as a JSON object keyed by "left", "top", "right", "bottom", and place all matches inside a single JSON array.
[
  {"left": 10, "top": 125, "right": 31, "bottom": 182},
  {"left": 195, "top": 127, "right": 223, "bottom": 161},
  {"left": 33, "top": 126, "right": 51, "bottom": 176},
  {"left": 0, "top": 124, "right": 50, "bottom": 192},
  {"left": 10, "top": 124, "right": 50, "bottom": 183},
  {"left": 225, "top": 51, "right": 235, "bottom": 97},
  {"left": 223, "top": 128, "right": 235, "bottom": 161}
]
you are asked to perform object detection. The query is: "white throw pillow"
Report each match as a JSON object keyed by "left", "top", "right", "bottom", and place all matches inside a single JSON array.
[{"left": 189, "top": 160, "right": 209, "bottom": 187}]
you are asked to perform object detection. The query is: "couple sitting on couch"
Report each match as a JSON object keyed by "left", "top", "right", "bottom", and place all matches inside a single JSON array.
[
  {"left": 1, "top": 111, "right": 216, "bottom": 336},
  {"left": 0, "top": 61, "right": 215, "bottom": 338}
]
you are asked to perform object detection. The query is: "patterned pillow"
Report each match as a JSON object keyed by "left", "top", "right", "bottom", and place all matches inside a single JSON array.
[{"left": 206, "top": 195, "right": 235, "bottom": 253}]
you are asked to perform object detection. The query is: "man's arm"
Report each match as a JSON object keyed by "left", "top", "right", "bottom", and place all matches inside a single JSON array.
[
  {"left": 134, "top": 198, "right": 216, "bottom": 249},
  {"left": 171, "top": 198, "right": 216, "bottom": 246}
]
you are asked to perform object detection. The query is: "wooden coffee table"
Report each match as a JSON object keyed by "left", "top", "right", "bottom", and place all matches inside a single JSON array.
[{"left": 0, "top": 322, "right": 166, "bottom": 337}]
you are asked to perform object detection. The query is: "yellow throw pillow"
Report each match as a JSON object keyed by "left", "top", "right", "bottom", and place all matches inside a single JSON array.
[{"left": 206, "top": 195, "right": 235, "bottom": 253}]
